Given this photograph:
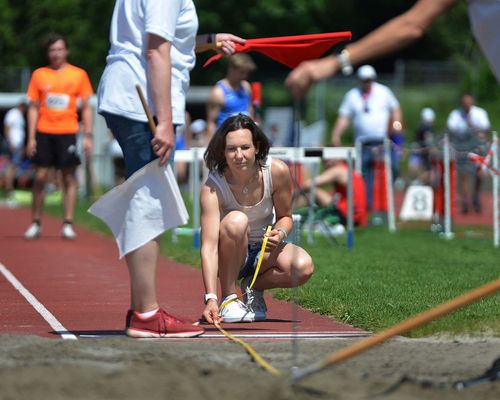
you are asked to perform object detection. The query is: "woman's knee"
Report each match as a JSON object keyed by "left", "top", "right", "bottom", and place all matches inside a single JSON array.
[
  {"left": 220, "top": 211, "right": 249, "bottom": 239},
  {"left": 296, "top": 252, "right": 314, "bottom": 284}
]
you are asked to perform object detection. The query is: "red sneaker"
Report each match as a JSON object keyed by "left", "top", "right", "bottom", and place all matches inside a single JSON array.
[{"left": 126, "top": 308, "right": 204, "bottom": 338}]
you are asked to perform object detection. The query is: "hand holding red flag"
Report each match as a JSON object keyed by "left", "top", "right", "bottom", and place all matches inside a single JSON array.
[{"left": 202, "top": 32, "right": 352, "bottom": 69}]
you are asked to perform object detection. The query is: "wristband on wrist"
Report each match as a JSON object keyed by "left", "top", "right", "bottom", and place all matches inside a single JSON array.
[
  {"left": 207, "top": 33, "right": 214, "bottom": 44},
  {"left": 392, "top": 121, "right": 403, "bottom": 131},
  {"left": 336, "top": 49, "right": 353, "bottom": 76},
  {"left": 204, "top": 293, "right": 218, "bottom": 304},
  {"left": 277, "top": 227, "right": 288, "bottom": 241}
]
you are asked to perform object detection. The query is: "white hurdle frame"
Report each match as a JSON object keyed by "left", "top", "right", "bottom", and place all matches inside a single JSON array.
[
  {"left": 442, "top": 134, "right": 454, "bottom": 239},
  {"left": 492, "top": 132, "right": 499, "bottom": 248},
  {"left": 383, "top": 138, "right": 396, "bottom": 233},
  {"left": 172, "top": 147, "right": 356, "bottom": 247}
]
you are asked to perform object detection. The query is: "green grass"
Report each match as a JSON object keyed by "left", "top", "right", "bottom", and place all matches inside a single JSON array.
[
  {"left": 40, "top": 194, "right": 500, "bottom": 338},
  {"left": 275, "top": 227, "right": 500, "bottom": 337}
]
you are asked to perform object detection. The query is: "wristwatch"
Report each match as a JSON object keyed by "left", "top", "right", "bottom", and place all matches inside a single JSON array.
[{"left": 336, "top": 49, "right": 353, "bottom": 76}]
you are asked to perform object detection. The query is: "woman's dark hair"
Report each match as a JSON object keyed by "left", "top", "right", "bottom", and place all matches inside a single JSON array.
[{"left": 204, "top": 113, "right": 270, "bottom": 174}]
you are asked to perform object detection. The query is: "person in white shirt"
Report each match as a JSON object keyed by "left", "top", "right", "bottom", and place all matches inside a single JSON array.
[
  {"left": 330, "top": 65, "right": 403, "bottom": 211},
  {"left": 446, "top": 93, "right": 491, "bottom": 214},
  {"left": 3, "top": 101, "right": 27, "bottom": 201},
  {"left": 97, "top": 0, "right": 244, "bottom": 338}
]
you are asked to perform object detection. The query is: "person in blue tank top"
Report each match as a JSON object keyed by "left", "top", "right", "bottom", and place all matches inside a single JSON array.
[{"left": 206, "top": 54, "right": 256, "bottom": 137}]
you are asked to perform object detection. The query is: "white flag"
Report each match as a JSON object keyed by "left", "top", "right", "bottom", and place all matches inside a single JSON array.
[{"left": 88, "top": 160, "right": 189, "bottom": 258}]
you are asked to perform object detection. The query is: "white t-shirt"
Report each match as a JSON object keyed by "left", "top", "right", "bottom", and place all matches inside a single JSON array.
[
  {"left": 468, "top": 0, "right": 500, "bottom": 82},
  {"left": 446, "top": 105, "right": 491, "bottom": 136},
  {"left": 97, "top": 0, "right": 198, "bottom": 125},
  {"left": 338, "top": 82, "right": 399, "bottom": 142},
  {"left": 3, "top": 107, "right": 25, "bottom": 149}
]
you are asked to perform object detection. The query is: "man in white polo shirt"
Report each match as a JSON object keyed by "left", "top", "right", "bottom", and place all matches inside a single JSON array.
[
  {"left": 330, "top": 65, "right": 403, "bottom": 212},
  {"left": 447, "top": 93, "right": 490, "bottom": 214}
]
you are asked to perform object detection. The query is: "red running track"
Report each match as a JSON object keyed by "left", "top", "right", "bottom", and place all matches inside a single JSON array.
[{"left": 0, "top": 206, "right": 364, "bottom": 340}]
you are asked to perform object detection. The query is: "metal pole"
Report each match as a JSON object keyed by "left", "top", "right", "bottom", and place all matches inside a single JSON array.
[
  {"left": 355, "top": 139, "right": 362, "bottom": 174},
  {"left": 307, "top": 159, "right": 318, "bottom": 245},
  {"left": 347, "top": 150, "right": 354, "bottom": 249},
  {"left": 384, "top": 138, "right": 396, "bottom": 232},
  {"left": 442, "top": 134, "right": 454, "bottom": 239},
  {"left": 492, "top": 132, "right": 499, "bottom": 248}
]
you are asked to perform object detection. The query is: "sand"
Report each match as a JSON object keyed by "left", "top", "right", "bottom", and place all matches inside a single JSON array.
[{"left": 1, "top": 334, "right": 499, "bottom": 399}]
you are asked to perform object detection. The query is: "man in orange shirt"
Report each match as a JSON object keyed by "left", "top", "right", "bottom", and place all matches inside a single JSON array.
[{"left": 25, "top": 34, "right": 93, "bottom": 240}]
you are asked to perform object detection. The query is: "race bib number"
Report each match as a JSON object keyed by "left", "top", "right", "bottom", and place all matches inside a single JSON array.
[{"left": 46, "top": 93, "right": 70, "bottom": 110}]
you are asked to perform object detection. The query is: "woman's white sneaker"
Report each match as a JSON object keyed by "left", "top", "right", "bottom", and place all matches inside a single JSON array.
[
  {"left": 219, "top": 294, "right": 255, "bottom": 322},
  {"left": 241, "top": 277, "right": 267, "bottom": 321}
]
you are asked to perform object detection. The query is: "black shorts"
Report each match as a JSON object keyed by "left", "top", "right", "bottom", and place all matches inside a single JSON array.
[{"left": 32, "top": 132, "right": 80, "bottom": 169}]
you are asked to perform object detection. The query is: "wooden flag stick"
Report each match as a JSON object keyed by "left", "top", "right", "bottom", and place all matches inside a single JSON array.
[
  {"left": 135, "top": 84, "right": 156, "bottom": 134},
  {"left": 195, "top": 42, "right": 222, "bottom": 53},
  {"left": 291, "top": 279, "right": 500, "bottom": 383}
]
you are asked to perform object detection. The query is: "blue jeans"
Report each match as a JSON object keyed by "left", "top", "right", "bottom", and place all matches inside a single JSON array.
[
  {"left": 102, "top": 112, "right": 176, "bottom": 179},
  {"left": 238, "top": 244, "right": 262, "bottom": 280}
]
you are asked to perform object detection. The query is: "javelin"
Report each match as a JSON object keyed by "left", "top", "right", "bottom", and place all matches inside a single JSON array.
[{"left": 290, "top": 279, "right": 500, "bottom": 384}]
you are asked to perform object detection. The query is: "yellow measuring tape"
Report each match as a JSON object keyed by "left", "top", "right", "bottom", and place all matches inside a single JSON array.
[{"left": 214, "top": 226, "right": 282, "bottom": 376}]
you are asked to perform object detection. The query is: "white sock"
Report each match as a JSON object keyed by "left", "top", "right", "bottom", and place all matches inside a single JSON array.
[{"left": 138, "top": 308, "right": 159, "bottom": 319}]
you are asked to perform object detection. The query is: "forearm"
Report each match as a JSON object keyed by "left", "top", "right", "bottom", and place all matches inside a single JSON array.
[
  {"left": 345, "top": 0, "right": 454, "bottom": 67},
  {"left": 27, "top": 105, "right": 38, "bottom": 140},
  {"left": 81, "top": 103, "right": 93, "bottom": 136},
  {"left": 201, "top": 248, "right": 219, "bottom": 295},
  {"left": 273, "top": 215, "right": 293, "bottom": 237},
  {"left": 147, "top": 43, "right": 172, "bottom": 125},
  {"left": 331, "top": 116, "right": 349, "bottom": 145}
]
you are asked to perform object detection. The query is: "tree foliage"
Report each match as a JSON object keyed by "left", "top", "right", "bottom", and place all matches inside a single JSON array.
[{"left": 0, "top": 0, "right": 482, "bottom": 89}]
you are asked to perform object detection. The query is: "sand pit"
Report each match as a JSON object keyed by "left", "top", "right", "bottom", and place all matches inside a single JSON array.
[{"left": 1, "top": 334, "right": 499, "bottom": 400}]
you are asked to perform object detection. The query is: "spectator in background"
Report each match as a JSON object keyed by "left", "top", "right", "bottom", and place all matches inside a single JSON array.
[
  {"left": 190, "top": 118, "right": 209, "bottom": 147},
  {"left": 295, "top": 160, "right": 368, "bottom": 234},
  {"left": 206, "top": 54, "right": 256, "bottom": 137},
  {"left": 24, "top": 34, "right": 93, "bottom": 240},
  {"left": 409, "top": 107, "right": 436, "bottom": 185},
  {"left": 3, "top": 100, "right": 27, "bottom": 206},
  {"left": 330, "top": 65, "right": 403, "bottom": 212},
  {"left": 447, "top": 93, "right": 490, "bottom": 214}
]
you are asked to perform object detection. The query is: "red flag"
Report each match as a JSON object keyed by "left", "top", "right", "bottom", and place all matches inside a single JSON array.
[{"left": 203, "top": 32, "right": 352, "bottom": 68}]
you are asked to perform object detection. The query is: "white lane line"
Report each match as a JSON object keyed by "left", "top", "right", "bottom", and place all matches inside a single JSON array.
[
  {"left": 77, "top": 331, "right": 368, "bottom": 339},
  {"left": 0, "top": 262, "right": 77, "bottom": 340},
  {"left": 200, "top": 332, "right": 368, "bottom": 339}
]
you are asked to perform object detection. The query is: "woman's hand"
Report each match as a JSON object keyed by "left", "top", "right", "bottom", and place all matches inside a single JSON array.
[
  {"left": 265, "top": 228, "right": 286, "bottom": 252},
  {"left": 201, "top": 300, "right": 222, "bottom": 324}
]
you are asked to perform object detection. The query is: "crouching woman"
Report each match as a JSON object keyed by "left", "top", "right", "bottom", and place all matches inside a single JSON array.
[{"left": 200, "top": 114, "right": 314, "bottom": 324}]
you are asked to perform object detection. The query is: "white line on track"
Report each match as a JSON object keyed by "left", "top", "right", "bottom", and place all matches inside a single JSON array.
[
  {"left": 77, "top": 331, "right": 368, "bottom": 339},
  {"left": 200, "top": 332, "right": 368, "bottom": 339},
  {"left": 0, "top": 262, "right": 77, "bottom": 340}
]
